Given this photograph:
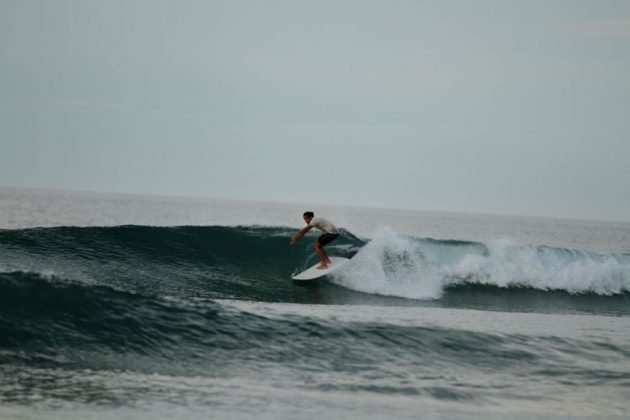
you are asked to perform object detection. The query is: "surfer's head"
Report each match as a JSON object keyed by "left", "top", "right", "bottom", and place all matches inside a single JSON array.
[{"left": 303, "top": 211, "right": 314, "bottom": 223}]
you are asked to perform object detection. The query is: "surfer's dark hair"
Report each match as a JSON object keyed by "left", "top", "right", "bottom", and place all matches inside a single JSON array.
[{"left": 303, "top": 211, "right": 314, "bottom": 218}]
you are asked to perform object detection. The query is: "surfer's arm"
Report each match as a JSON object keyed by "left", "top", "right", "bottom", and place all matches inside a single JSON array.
[{"left": 290, "top": 225, "right": 313, "bottom": 245}]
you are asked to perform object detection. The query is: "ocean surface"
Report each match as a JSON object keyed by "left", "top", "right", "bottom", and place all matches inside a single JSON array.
[{"left": 1, "top": 187, "right": 629, "bottom": 419}]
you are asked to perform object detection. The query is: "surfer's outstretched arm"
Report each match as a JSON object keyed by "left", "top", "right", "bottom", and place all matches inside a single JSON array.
[{"left": 290, "top": 225, "right": 313, "bottom": 245}]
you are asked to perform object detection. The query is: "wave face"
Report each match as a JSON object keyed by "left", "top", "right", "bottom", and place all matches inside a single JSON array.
[{"left": 1, "top": 225, "right": 629, "bottom": 314}]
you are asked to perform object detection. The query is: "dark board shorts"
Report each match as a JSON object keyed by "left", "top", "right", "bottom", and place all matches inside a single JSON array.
[{"left": 317, "top": 233, "right": 339, "bottom": 247}]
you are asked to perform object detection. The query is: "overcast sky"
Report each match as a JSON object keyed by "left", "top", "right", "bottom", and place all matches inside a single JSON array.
[{"left": 1, "top": 0, "right": 629, "bottom": 221}]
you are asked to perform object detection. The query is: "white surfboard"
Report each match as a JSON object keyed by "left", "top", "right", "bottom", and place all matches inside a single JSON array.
[{"left": 292, "top": 257, "right": 350, "bottom": 281}]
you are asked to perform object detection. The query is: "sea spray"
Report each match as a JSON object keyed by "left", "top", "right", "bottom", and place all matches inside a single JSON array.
[
  {"left": 331, "top": 228, "right": 445, "bottom": 300},
  {"left": 330, "top": 229, "right": 630, "bottom": 300},
  {"left": 448, "top": 239, "right": 630, "bottom": 295}
]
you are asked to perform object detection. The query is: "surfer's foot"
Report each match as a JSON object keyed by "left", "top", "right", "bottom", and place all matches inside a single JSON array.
[{"left": 317, "top": 264, "right": 328, "bottom": 270}]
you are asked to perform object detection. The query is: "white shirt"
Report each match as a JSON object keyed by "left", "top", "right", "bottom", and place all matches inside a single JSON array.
[{"left": 309, "top": 217, "right": 338, "bottom": 234}]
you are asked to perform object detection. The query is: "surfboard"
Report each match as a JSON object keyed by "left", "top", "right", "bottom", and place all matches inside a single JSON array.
[{"left": 292, "top": 257, "right": 350, "bottom": 281}]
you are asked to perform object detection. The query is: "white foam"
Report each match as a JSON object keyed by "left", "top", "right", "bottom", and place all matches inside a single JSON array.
[
  {"left": 331, "top": 228, "right": 444, "bottom": 300},
  {"left": 218, "top": 299, "right": 630, "bottom": 339},
  {"left": 330, "top": 229, "right": 630, "bottom": 300},
  {"left": 449, "top": 239, "right": 630, "bottom": 295}
]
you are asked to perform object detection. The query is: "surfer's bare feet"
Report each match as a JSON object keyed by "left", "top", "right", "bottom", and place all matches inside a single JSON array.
[{"left": 317, "top": 264, "right": 328, "bottom": 270}]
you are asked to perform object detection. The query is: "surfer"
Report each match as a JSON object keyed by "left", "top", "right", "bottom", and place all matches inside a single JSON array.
[{"left": 290, "top": 212, "right": 339, "bottom": 269}]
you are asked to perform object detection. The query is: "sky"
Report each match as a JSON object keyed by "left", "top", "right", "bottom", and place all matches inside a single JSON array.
[{"left": 1, "top": 0, "right": 629, "bottom": 222}]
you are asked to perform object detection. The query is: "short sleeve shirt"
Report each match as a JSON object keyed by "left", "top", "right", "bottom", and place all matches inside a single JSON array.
[{"left": 309, "top": 217, "right": 338, "bottom": 234}]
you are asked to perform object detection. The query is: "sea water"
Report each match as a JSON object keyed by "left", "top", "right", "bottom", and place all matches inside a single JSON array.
[{"left": 1, "top": 187, "right": 629, "bottom": 419}]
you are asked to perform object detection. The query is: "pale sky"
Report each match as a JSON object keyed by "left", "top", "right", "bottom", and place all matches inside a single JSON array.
[{"left": 1, "top": 1, "right": 629, "bottom": 221}]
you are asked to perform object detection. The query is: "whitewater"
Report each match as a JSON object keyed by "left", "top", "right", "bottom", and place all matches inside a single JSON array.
[{"left": 1, "top": 187, "right": 629, "bottom": 419}]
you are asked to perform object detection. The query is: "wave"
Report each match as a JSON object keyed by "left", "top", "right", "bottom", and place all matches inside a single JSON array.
[
  {"left": 1, "top": 225, "right": 629, "bottom": 309},
  {"left": 0, "top": 225, "right": 366, "bottom": 305},
  {"left": 2, "top": 273, "right": 629, "bottom": 388},
  {"left": 331, "top": 229, "right": 630, "bottom": 300}
]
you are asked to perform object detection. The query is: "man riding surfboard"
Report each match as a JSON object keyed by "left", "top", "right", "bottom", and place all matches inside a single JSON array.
[{"left": 290, "top": 212, "right": 339, "bottom": 269}]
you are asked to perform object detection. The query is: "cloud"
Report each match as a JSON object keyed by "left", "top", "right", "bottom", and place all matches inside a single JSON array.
[{"left": 556, "top": 19, "right": 630, "bottom": 37}]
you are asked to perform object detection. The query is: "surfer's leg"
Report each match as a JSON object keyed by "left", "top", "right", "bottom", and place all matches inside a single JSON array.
[
  {"left": 315, "top": 233, "right": 338, "bottom": 268},
  {"left": 313, "top": 241, "right": 329, "bottom": 269}
]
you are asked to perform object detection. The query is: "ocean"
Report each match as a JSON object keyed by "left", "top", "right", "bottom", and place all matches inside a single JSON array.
[{"left": 1, "top": 187, "right": 629, "bottom": 419}]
